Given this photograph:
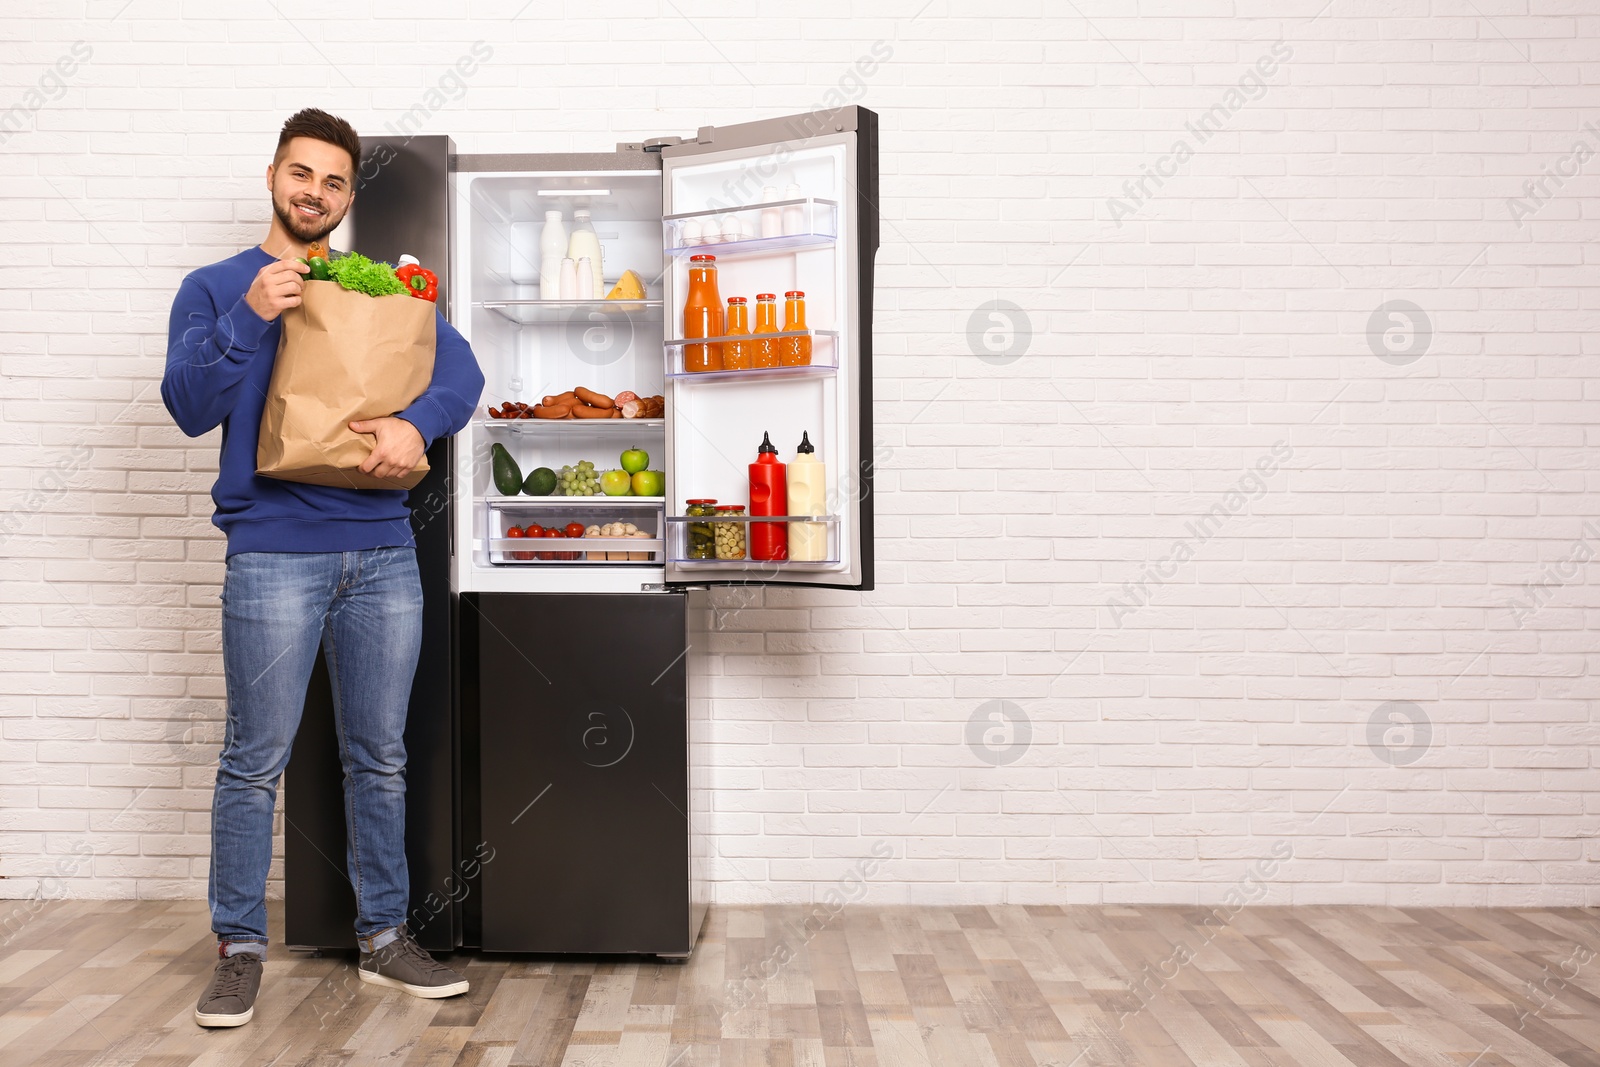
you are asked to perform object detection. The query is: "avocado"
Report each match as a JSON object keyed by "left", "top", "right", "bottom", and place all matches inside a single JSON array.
[
  {"left": 490, "top": 443, "right": 522, "bottom": 496},
  {"left": 522, "top": 466, "right": 557, "bottom": 496}
]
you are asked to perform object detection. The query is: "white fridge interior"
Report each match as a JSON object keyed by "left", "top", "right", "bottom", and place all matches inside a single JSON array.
[{"left": 450, "top": 164, "right": 668, "bottom": 594}]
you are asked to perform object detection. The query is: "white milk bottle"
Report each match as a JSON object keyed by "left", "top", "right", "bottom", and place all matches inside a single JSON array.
[
  {"left": 539, "top": 210, "right": 567, "bottom": 299},
  {"left": 568, "top": 209, "right": 604, "bottom": 297}
]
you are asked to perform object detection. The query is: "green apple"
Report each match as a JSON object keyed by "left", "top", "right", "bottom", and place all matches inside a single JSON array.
[
  {"left": 619, "top": 447, "right": 649, "bottom": 475},
  {"left": 600, "top": 469, "right": 632, "bottom": 496},
  {"left": 631, "top": 469, "right": 664, "bottom": 497}
]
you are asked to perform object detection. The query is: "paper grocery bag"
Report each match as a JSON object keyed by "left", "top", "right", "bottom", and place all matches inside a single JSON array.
[{"left": 256, "top": 282, "right": 436, "bottom": 491}]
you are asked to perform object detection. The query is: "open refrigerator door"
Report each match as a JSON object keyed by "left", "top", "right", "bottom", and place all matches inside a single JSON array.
[
  {"left": 449, "top": 151, "right": 670, "bottom": 593},
  {"left": 659, "top": 107, "right": 878, "bottom": 591}
]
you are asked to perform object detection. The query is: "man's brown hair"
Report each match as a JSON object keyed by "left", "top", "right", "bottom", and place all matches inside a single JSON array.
[{"left": 274, "top": 108, "right": 361, "bottom": 179}]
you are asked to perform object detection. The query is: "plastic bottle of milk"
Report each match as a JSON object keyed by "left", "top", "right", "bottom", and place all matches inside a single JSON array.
[
  {"left": 539, "top": 210, "right": 567, "bottom": 299},
  {"left": 568, "top": 210, "right": 604, "bottom": 297}
]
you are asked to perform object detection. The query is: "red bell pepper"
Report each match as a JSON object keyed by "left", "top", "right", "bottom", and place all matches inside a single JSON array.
[{"left": 396, "top": 263, "right": 438, "bottom": 302}]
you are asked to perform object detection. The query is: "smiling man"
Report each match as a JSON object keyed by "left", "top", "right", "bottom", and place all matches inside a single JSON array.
[{"left": 161, "top": 108, "right": 484, "bottom": 1028}]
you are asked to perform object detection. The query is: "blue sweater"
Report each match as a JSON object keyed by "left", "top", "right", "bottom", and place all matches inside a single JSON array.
[{"left": 162, "top": 246, "right": 484, "bottom": 557}]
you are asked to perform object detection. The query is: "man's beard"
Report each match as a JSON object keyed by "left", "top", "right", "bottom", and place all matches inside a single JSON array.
[{"left": 272, "top": 190, "right": 342, "bottom": 244}]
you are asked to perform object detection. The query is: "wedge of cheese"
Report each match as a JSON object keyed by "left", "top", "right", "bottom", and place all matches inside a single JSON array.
[{"left": 605, "top": 269, "right": 647, "bottom": 300}]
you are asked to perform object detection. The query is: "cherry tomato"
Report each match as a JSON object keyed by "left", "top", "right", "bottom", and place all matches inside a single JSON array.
[
  {"left": 564, "top": 522, "right": 585, "bottom": 538},
  {"left": 505, "top": 525, "right": 531, "bottom": 561},
  {"left": 538, "top": 526, "right": 561, "bottom": 560},
  {"left": 545, "top": 526, "right": 576, "bottom": 560},
  {"left": 525, "top": 523, "right": 545, "bottom": 537}
]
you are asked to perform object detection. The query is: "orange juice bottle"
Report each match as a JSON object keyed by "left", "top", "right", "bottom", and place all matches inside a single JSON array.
[
  {"left": 682, "top": 254, "right": 723, "bottom": 372},
  {"left": 751, "top": 292, "right": 780, "bottom": 369},
  {"left": 780, "top": 290, "right": 812, "bottom": 366},
  {"left": 723, "top": 296, "right": 751, "bottom": 370}
]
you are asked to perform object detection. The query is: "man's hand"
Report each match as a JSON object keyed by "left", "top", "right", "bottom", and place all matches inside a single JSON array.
[
  {"left": 245, "top": 257, "right": 310, "bottom": 322},
  {"left": 350, "top": 416, "right": 425, "bottom": 481}
]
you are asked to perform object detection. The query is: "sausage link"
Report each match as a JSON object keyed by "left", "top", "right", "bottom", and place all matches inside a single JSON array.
[{"left": 574, "top": 386, "right": 614, "bottom": 409}]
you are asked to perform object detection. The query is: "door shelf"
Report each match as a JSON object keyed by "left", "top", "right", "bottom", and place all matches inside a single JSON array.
[
  {"left": 664, "top": 514, "right": 838, "bottom": 523},
  {"left": 667, "top": 555, "right": 843, "bottom": 567},
  {"left": 669, "top": 232, "right": 835, "bottom": 258},
  {"left": 665, "top": 199, "right": 837, "bottom": 256},
  {"left": 663, "top": 514, "right": 839, "bottom": 565},
  {"left": 666, "top": 364, "right": 837, "bottom": 383},
  {"left": 478, "top": 416, "right": 664, "bottom": 433},
  {"left": 664, "top": 328, "right": 835, "bottom": 347},
  {"left": 475, "top": 299, "right": 663, "bottom": 325},
  {"left": 665, "top": 330, "right": 837, "bottom": 380}
]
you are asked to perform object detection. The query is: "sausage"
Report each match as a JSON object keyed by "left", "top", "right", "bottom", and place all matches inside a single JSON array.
[
  {"left": 621, "top": 396, "right": 664, "bottom": 419},
  {"left": 571, "top": 403, "right": 612, "bottom": 419},
  {"left": 574, "top": 386, "right": 614, "bottom": 409},
  {"left": 541, "top": 391, "right": 577, "bottom": 407},
  {"left": 532, "top": 403, "right": 572, "bottom": 419}
]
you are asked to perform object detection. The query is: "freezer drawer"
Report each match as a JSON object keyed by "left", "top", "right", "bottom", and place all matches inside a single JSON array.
[{"left": 469, "top": 591, "right": 707, "bottom": 956}]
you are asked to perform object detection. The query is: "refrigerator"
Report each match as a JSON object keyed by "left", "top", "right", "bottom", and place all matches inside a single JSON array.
[{"left": 284, "top": 107, "right": 879, "bottom": 959}]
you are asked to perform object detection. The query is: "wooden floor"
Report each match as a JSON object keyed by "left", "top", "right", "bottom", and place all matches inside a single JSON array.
[{"left": 1, "top": 900, "right": 1598, "bottom": 1066}]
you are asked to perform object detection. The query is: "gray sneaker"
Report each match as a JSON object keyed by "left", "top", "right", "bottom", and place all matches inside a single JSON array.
[
  {"left": 358, "top": 928, "right": 468, "bottom": 998},
  {"left": 194, "top": 952, "right": 263, "bottom": 1027}
]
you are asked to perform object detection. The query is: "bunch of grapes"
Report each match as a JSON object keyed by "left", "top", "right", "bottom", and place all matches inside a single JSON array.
[{"left": 557, "top": 460, "right": 601, "bottom": 496}]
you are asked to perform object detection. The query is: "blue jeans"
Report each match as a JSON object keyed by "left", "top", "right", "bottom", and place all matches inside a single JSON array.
[{"left": 210, "top": 548, "right": 422, "bottom": 951}]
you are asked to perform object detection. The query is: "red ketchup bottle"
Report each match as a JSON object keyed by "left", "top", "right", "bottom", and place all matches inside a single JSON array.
[{"left": 747, "top": 431, "right": 789, "bottom": 561}]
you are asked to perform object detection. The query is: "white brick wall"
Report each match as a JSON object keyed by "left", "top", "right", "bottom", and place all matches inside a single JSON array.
[{"left": 3, "top": 3, "right": 1599, "bottom": 914}]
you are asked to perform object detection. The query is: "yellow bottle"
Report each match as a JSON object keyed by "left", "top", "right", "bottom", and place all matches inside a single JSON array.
[{"left": 785, "top": 431, "right": 827, "bottom": 561}]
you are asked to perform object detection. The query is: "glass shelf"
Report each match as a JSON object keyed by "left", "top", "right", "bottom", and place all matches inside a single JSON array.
[
  {"left": 478, "top": 416, "right": 664, "bottom": 432},
  {"left": 475, "top": 299, "right": 663, "bottom": 325},
  {"left": 483, "top": 494, "right": 665, "bottom": 508}
]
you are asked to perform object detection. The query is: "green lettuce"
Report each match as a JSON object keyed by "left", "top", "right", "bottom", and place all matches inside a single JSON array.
[{"left": 326, "top": 252, "right": 406, "bottom": 297}]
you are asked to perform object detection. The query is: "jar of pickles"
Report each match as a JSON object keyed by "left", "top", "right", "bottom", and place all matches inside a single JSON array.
[
  {"left": 685, "top": 499, "right": 717, "bottom": 559},
  {"left": 713, "top": 504, "right": 747, "bottom": 560}
]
